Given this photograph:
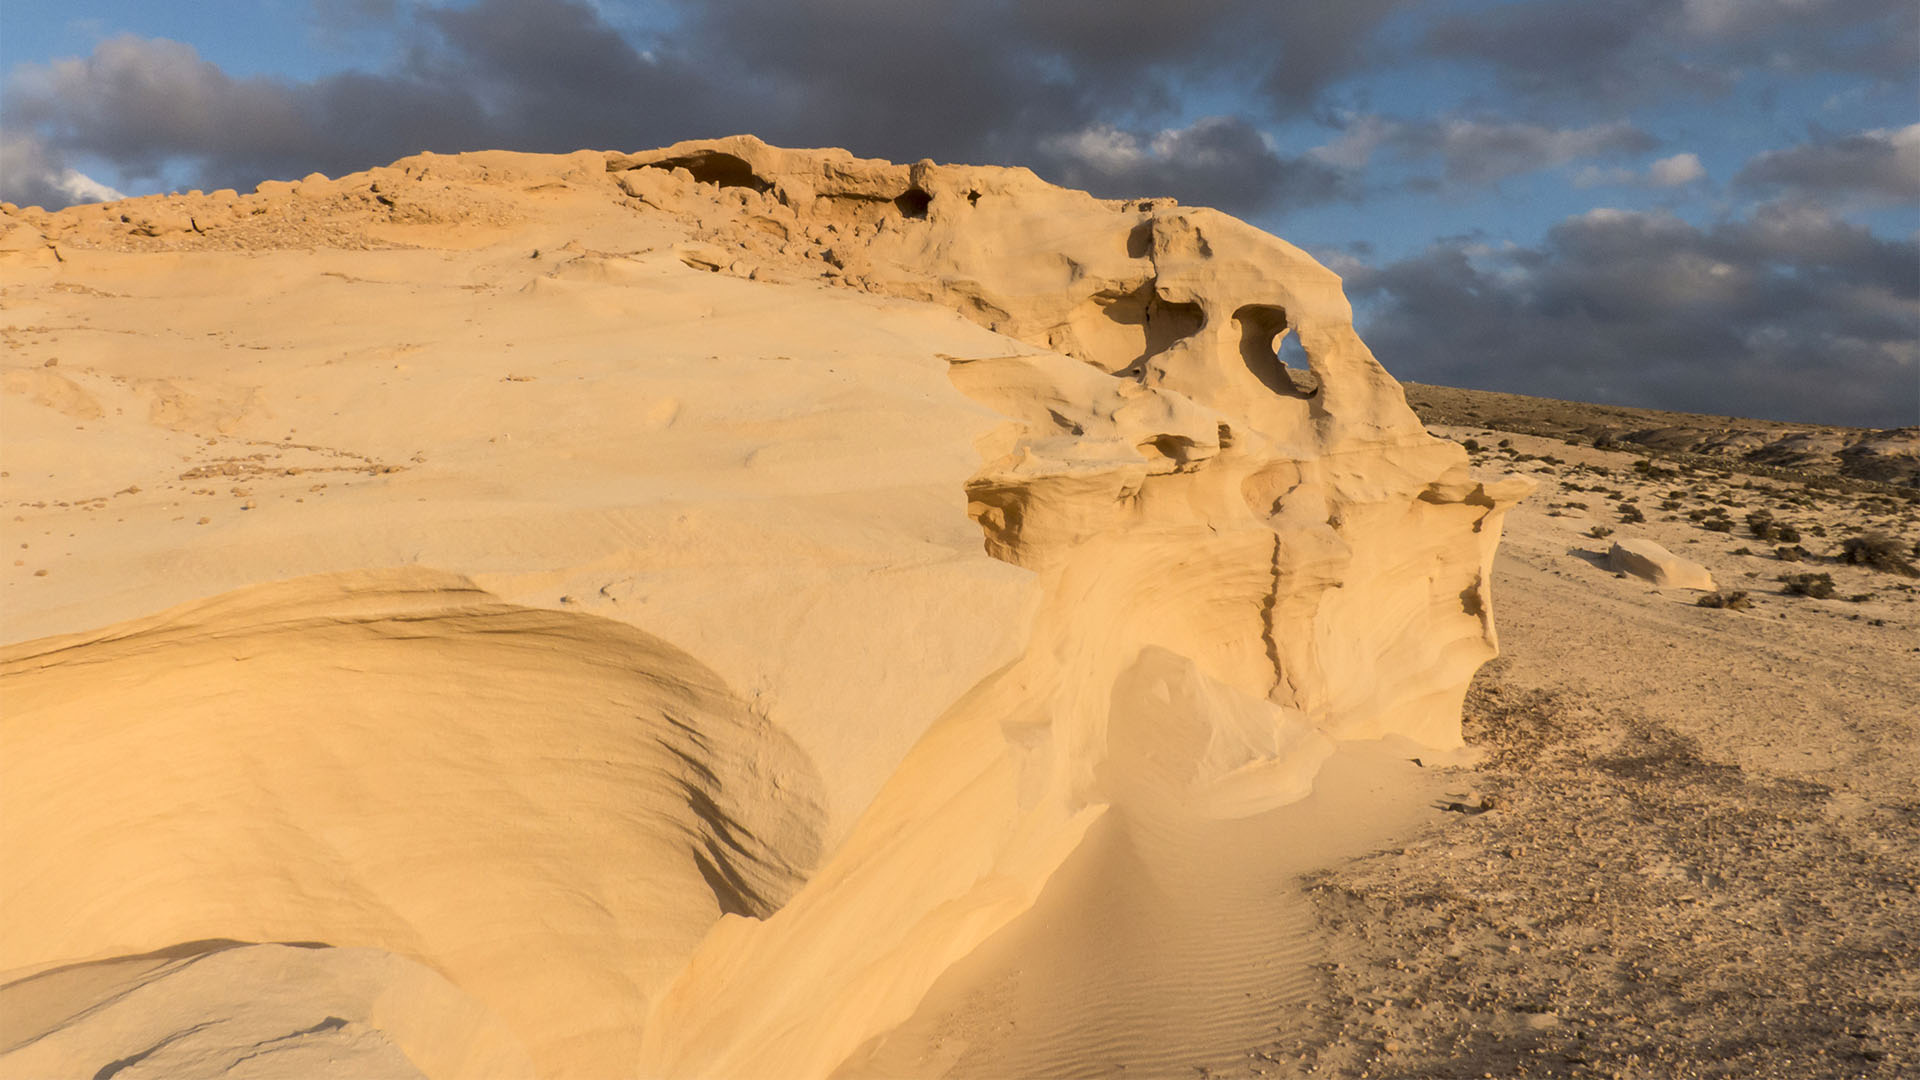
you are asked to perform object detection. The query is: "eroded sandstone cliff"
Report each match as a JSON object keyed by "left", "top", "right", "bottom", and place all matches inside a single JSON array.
[{"left": 0, "top": 139, "right": 1526, "bottom": 1078}]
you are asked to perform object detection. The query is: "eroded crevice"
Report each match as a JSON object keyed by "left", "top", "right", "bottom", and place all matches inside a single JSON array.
[
  {"left": 638, "top": 151, "right": 773, "bottom": 194},
  {"left": 1261, "top": 532, "right": 1288, "bottom": 699}
]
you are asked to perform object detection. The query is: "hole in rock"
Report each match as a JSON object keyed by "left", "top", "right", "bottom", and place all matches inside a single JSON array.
[
  {"left": 1233, "top": 304, "right": 1319, "bottom": 398},
  {"left": 640, "top": 151, "right": 772, "bottom": 193},
  {"left": 966, "top": 190, "right": 982, "bottom": 206},
  {"left": 893, "top": 187, "right": 932, "bottom": 219}
]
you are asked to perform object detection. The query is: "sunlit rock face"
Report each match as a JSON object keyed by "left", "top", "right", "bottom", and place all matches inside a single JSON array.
[
  {"left": 611, "top": 138, "right": 1530, "bottom": 1077},
  {"left": 1, "top": 138, "right": 1525, "bottom": 1080}
]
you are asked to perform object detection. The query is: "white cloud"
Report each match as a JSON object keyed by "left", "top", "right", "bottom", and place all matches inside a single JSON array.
[
  {"left": 0, "top": 134, "right": 124, "bottom": 208},
  {"left": 1573, "top": 152, "right": 1708, "bottom": 189},
  {"left": 1040, "top": 125, "right": 1148, "bottom": 174},
  {"left": 1647, "top": 152, "right": 1706, "bottom": 186},
  {"left": 55, "top": 169, "right": 125, "bottom": 203}
]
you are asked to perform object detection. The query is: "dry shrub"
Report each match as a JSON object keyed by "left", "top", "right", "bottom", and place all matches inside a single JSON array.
[
  {"left": 1839, "top": 531, "right": 1920, "bottom": 577},
  {"left": 1780, "top": 572, "right": 1836, "bottom": 599}
]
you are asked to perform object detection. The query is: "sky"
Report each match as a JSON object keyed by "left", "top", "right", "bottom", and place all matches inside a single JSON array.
[{"left": 1, "top": 0, "right": 1916, "bottom": 428}]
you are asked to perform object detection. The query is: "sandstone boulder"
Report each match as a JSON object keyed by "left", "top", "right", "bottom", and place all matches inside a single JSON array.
[{"left": 1608, "top": 537, "right": 1714, "bottom": 590}]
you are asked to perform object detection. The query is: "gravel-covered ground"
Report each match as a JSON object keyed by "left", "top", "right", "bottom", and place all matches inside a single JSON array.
[
  {"left": 1271, "top": 671, "right": 1919, "bottom": 1079},
  {"left": 1232, "top": 427, "right": 1920, "bottom": 1080}
]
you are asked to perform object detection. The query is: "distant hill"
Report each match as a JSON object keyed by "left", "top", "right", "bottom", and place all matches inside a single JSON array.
[{"left": 1403, "top": 382, "right": 1919, "bottom": 490}]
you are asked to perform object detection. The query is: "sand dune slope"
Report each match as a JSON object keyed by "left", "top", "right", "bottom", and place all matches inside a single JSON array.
[
  {"left": 3, "top": 142, "right": 1525, "bottom": 1077},
  {"left": 0, "top": 942, "right": 532, "bottom": 1080},
  {"left": 2, "top": 567, "right": 826, "bottom": 1072}
]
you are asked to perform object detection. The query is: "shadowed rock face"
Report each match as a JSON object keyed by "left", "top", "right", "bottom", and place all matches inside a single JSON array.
[{"left": 3, "top": 139, "right": 1528, "bottom": 1080}]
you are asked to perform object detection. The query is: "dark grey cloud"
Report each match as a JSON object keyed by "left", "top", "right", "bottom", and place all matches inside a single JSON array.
[
  {"left": 1425, "top": 0, "right": 1919, "bottom": 103},
  {"left": 1030, "top": 116, "right": 1352, "bottom": 217},
  {"left": 1345, "top": 202, "right": 1919, "bottom": 428},
  {"left": 1735, "top": 124, "right": 1920, "bottom": 204},
  {"left": 2, "top": 0, "right": 1409, "bottom": 210},
  {"left": 2, "top": 31, "right": 496, "bottom": 194}
]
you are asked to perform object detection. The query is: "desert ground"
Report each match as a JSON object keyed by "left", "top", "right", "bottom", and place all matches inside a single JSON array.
[
  {"left": 1270, "top": 422, "right": 1920, "bottom": 1079},
  {"left": 1, "top": 140, "right": 1914, "bottom": 1079}
]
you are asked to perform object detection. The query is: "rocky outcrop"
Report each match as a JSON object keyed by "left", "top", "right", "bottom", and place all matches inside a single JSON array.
[
  {"left": 604, "top": 137, "right": 1532, "bottom": 1077},
  {"left": 1, "top": 139, "right": 1528, "bottom": 1079}
]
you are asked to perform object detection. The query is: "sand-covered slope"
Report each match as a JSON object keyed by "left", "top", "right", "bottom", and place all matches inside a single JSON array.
[{"left": 1, "top": 140, "right": 1524, "bottom": 1078}]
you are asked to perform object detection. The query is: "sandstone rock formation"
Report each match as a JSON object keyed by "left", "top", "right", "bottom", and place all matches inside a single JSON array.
[
  {"left": 1606, "top": 537, "right": 1715, "bottom": 590},
  {"left": 1, "top": 138, "right": 1527, "bottom": 1078}
]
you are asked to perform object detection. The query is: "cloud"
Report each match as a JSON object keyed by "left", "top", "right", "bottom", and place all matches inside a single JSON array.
[
  {"left": 1647, "top": 152, "right": 1706, "bottom": 186},
  {"left": 1314, "top": 115, "right": 1658, "bottom": 186},
  {"left": 2, "top": 0, "right": 1413, "bottom": 208},
  {"left": 1424, "top": 0, "right": 1918, "bottom": 103},
  {"left": 0, "top": 135, "right": 125, "bottom": 209},
  {"left": 1033, "top": 116, "right": 1350, "bottom": 216},
  {"left": 1734, "top": 124, "right": 1920, "bottom": 204},
  {"left": 1345, "top": 202, "right": 1919, "bottom": 428},
  {"left": 1, "top": 32, "right": 503, "bottom": 198},
  {"left": 1573, "top": 151, "right": 1707, "bottom": 189}
]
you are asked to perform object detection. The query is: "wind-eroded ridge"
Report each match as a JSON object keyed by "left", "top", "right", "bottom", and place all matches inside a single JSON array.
[{"left": 1, "top": 138, "right": 1526, "bottom": 1079}]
